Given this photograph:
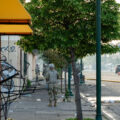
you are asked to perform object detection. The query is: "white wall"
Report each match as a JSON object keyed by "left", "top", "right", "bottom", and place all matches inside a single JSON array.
[
  {"left": 1, "top": 35, "right": 21, "bottom": 69},
  {"left": 27, "top": 53, "right": 36, "bottom": 80},
  {"left": 1, "top": 35, "right": 37, "bottom": 81}
]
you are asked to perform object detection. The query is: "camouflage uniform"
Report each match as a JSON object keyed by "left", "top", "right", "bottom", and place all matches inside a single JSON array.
[
  {"left": 48, "top": 84, "right": 58, "bottom": 106},
  {"left": 46, "top": 69, "right": 59, "bottom": 107}
]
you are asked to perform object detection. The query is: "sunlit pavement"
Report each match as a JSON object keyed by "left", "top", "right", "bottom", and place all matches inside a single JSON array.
[
  {"left": 6, "top": 83, "right": 105, "bottom": 120},
  {"left": 84, "top": 71, "right": 120, "bottom": 82}
]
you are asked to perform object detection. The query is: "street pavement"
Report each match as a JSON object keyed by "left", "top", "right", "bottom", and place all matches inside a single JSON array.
[
  {"left": 80, "top": 71, "right": 120, "bottom": 120},
  {"left": 6, "top": 82, "right": 106, "bottom": 120}
]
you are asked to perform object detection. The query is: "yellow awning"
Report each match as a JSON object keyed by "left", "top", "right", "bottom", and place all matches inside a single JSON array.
[
  {"left": 0, "top": 24, "right": 33, "bottom": 35},
  {"left": 0, "top": 0, "right": 31, "bottom": 24}
]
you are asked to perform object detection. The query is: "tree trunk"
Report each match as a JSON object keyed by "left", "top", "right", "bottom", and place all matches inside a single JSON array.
[{"left": 71, "top": 49, "right": 83, "bottom": 120}]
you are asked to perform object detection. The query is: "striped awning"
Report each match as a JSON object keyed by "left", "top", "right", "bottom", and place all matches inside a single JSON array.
[
  {"left": 0, "top": 0, "right": 33, "bottom": 35},
  {"left": 0, "top": 0, "right": 31, "bottom": 24}
]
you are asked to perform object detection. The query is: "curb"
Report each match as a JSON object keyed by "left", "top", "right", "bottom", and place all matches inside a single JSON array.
[
  {"left": 87, "top": 78, "right": 120, "bottom": 83},
  {"left": 80, "top": 93, "right": 114, "bottom": 120}
]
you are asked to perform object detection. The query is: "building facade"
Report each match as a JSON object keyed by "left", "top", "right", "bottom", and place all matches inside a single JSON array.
[{"left": 1, "top": 35, "right": 36, "bottom": 81}]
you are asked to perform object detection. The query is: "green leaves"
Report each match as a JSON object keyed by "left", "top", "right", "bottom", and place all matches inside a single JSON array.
[
  {"left": 42, "top": 49, "right": 68, "bottom": 68},
  {"left": 18, "top": 0, "right": 120, "bottom": 58}
]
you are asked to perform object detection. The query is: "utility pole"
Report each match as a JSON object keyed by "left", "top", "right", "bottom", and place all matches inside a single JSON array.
[
  {"left": 0, "top": 35, "right": 1, "bottom": 120},
  {"left": 8, "top": 36, "right": 10, "bottom": 63},
  {"left": 96, "top": 0, "right": 102, "bottom": 120}
]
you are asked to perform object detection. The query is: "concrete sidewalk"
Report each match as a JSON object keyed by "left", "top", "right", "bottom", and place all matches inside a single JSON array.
[{"left": 6, "top": 84, "right": 104, "bottom": 120}]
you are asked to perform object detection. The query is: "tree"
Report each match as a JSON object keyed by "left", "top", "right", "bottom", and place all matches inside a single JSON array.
[
  {"left": 18, "top": 0, "right": 120, "bottom": 119},
  {"left": 42, "top": 49, "right": 67, "bottom": 69},
  {"left": 42, "top": 49, "right": 68, "bottom": 92}
]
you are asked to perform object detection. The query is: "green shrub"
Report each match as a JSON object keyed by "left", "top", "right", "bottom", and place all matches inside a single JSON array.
[
  {"left": 63, "top": 90, "right": 71, "bottom": 102},
  {"left": 27, "top": 79, "right": 31, "bottom": 88},
  {"left": 65, "top": 90, "right": 69, "bottom": 99}
]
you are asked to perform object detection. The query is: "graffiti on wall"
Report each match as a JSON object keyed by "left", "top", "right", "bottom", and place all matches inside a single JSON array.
[{"left": 1, "top": 46, "right": 16, "bottom": 52}]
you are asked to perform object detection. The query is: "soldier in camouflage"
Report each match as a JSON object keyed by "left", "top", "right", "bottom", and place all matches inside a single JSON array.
[{"left": 46, "top": 64, "right": 59, "bottom": 107}]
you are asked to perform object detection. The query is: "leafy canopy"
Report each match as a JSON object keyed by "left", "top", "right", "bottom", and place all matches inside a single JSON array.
[
  {"left": 18, "top": 0, "right": 120, "bottom": 58},
  {"left": 42, "top": 49, "right": 68, "bottom": 68}
]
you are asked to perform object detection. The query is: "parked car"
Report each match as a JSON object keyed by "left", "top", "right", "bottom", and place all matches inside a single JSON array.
[{"left": 115, "top": 65, "right": 120, "bottom": 74}]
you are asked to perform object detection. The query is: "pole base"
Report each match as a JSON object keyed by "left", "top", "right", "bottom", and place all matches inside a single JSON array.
[
  {"left": 96, "top": 115, "right": 102, "bottom": 120},
  {"left": 80, "top": 81, "right": 85, "bottom": 84},
  {"left": 68, "top": 90, "right": 73, "bottom": 96}
]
